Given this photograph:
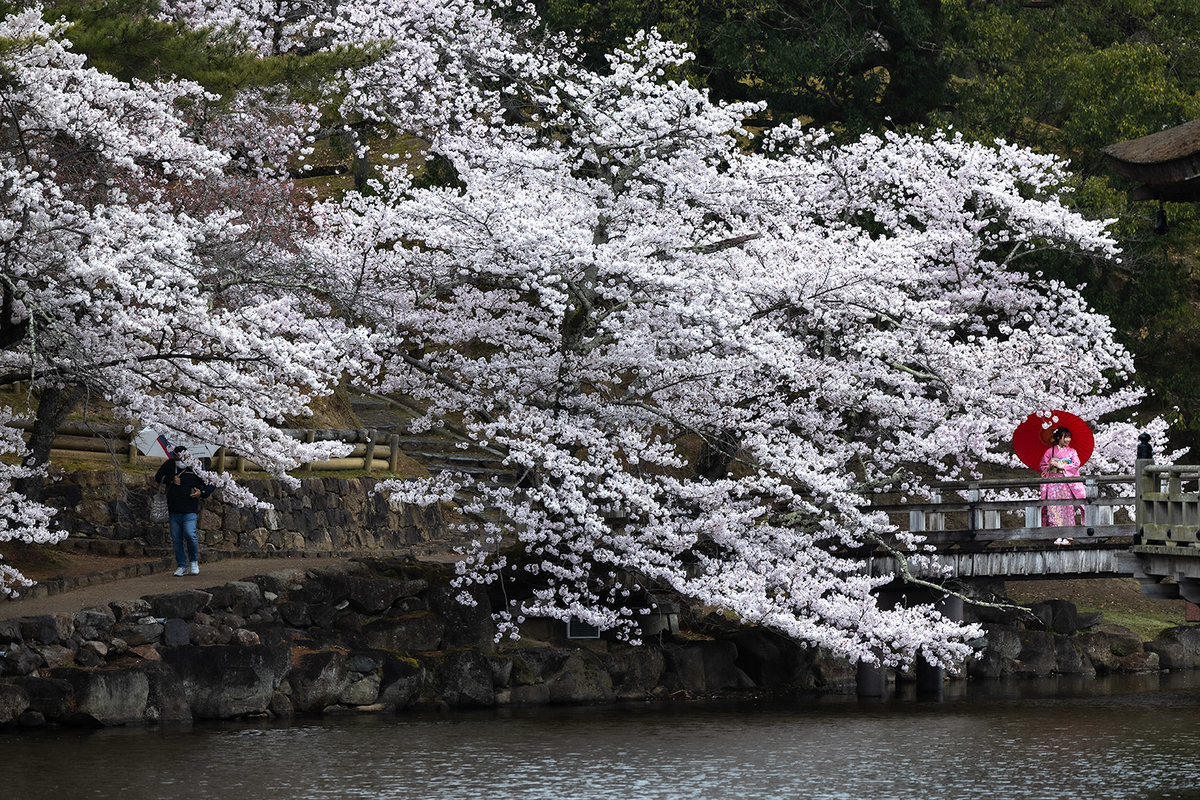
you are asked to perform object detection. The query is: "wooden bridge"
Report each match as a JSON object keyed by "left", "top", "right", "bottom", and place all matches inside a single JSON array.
[
  {"left": 869, "top": 437, "right": 1200, "bottom": 605},
  {"left": 855, "top": 436, "right": 1200, "bottom": 696}
]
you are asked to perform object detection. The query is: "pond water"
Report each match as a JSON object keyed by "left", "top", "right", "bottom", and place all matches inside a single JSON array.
[{"left": 8, "top": 673, "right": 1200, "bottom": 800}]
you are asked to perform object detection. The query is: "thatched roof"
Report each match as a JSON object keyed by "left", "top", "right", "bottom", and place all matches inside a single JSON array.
[{"left": 1103, "top": 119, "right": 1200, "bottom": 189}]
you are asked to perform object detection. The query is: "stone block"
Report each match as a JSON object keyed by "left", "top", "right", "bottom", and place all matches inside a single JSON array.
[
  {"left": 109, "top": 599, "right": 153, "bottom": 623},
  {"left": 143, "top": 590, "right": 213, "bottom": 621},
  {"left": 73, "top": 607, "right": 116, "bottom": 642},
  {"left": 162, "top": 619, "right": 191, "bottom": 647},
  {"left": 113, "top": 621, "right": 164, "bottom": 647}
]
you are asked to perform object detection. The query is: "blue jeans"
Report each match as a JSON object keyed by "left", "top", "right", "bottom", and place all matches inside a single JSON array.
[{"left": 169, "top": 512, "right": 199, "bottom": 568}]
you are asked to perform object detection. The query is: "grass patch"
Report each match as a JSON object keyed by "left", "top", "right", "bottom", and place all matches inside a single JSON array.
[{"left": 1079, "top": 607, "right": 1184, "bottom": 641}]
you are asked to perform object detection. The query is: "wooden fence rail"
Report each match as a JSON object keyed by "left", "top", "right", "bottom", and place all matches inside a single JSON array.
[
  {"left": 873, "top": 474, "right": 1137, "bottom": 544},
  {"left": 14, "top": 422, "right": 402, "bottom": 475}
]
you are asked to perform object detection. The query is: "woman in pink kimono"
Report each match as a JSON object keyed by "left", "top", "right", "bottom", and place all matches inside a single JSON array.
[{"left": 1040, "top": 426, "right": 1086, "bottom": 527}]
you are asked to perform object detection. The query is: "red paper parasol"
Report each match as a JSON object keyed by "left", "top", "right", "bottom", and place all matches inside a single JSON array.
[{"left": 1012, "top": 410, "right": 1094, "bottom": 470}]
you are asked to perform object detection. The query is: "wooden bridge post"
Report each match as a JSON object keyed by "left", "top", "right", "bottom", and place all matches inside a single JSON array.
[
  {"left": 364, "top": 429, "right": 377, "bottom": 474},
  {"left": 1083, "top": 478, "right": 1098, "bottom": 528},
  {"left": 968, "top": 483, "right": 983, "bottom": 533},
  {"left": 928, "top": 491, "right": 944, "bottom": 531},
  {"left": 1135, "top": 433, "right": 1153, "bottom": 538}
]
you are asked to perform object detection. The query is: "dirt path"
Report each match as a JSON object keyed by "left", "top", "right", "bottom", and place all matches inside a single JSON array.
[{"left": 0, "top": 555, "right": 353, "bottom": 620}]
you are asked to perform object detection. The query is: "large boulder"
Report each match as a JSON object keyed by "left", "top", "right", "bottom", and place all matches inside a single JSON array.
[
  {"left": 361, "top": 614, "right": 444, "bottom": 652},
  {"left": 109, "top": 599, "right": 153, "bottom": 622},
  {"left": 1011, "top": 631, "right": 1056, "bottom": 677},
  {"left": 1029, "top": 600, "right": 1088, "bottom": 635},
  {"left": 809, "top": 645, "right": 856, "bottom": 688},
  {"left": 339, "top": 673, "right": 381, "bottom": 706},
  {"left": 724, "top": 628, "right": 805, "bottom": 689},
  {"left": 51, "top": 667, "right": 149, "bottom": 726},
  {"left": 603, "top": 646, "right": 665, "bottom": 700},
  {"left": 430, "top": 650, "right": 495, "bottom": 708},
  {"left": 14, "top": 676, "right": 75, "bottom": 720},
  {"left": 1156, "top": 625, "right": 1200, "bottom": 660},
  {"left": 662, "top": 644, "right": 706, "bottom": 694},
  {"left": 695, "top": 640, "right": 755, "bottom": 692},
  {"left": 1144, "top": 639, "right": 1200, "bottom": 670},
  {"left": 509, "top": 646, "right": 572, "bottom": 685},
  {"left": 288, "top": 650, "right": 350, "bottom": 713},
  {"left": 159, "top": 644, "right": 280, "bottom": 719},
  {"left": 139, "top": 662, "right": 192, "bottom": 724},
  {"left": 2, "top": 644, "right": 45, "bottom": 676},
  {"left": 346, "top": 577, "right": 408, "bottom": 614},
  {"left": 1054, "top": 635, "right": 1095, "bottom": 675},
  {"left": 968, "top": 626, "right": 1023, "bottom": 678},
  {"left": 0, "top": 683, "right": 31, "bottom": 725},
  {"left": 429, "top": 584, "right": 494, "bottom": 651},
  {"left": 545, "top": 650, "right": 615, "bottom": 704},
  {"left": 377, "top": 655, "right": 423, "bottom": 709},
  {"left": 12, "top": 615, "right": 72, "bottom": 645}
]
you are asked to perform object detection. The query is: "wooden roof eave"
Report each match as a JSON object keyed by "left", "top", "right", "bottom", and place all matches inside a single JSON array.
[{"left": 1103, "top": 119, "right": 1200, "bottom": 186}]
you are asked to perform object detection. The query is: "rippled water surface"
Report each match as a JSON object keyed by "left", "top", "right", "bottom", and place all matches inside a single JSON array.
[{"left": 9, "top": 674, "right": 1200, "bottom": 800}]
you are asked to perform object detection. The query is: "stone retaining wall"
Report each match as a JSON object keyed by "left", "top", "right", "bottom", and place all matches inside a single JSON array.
[
  {"left": 5, "top": 561, "right": 1200, "bottom": 730},
  {"left": 41, "top": 469, "right": 447, "bottom": 554},
  {"left": 0, "top": 559, "right": 855, "bottom": 729}
]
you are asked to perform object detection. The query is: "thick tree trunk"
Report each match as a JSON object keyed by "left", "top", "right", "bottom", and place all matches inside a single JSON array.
[
  {"left": 695, "top": 429, "right": 741, "bottom": 480},
  {"left": 15, "top": 383, "right": 86, "bottom": 502}
]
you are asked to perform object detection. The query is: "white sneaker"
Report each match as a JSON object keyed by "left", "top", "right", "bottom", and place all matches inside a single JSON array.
[
  {"left": 189, "top": 562, "right": 200, "bottom": 575},
  {"left": 173, "top": 566, "right": 187, "bottom": 577}
]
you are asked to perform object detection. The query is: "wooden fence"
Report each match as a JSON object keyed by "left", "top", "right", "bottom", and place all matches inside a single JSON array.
[{"left": 13, "top": 421, "right": 404, "bottom": 475}]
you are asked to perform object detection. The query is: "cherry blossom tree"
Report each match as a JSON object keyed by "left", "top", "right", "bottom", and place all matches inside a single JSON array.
[
  {"left": 18, "top": 0, "right": 1163, "bottom": 667},
  {"left": 302, "top": 30, "right": 1154, "bottom": 668},
  {"left": 0, "top": 7, "right": 354, "bottom": 594}
]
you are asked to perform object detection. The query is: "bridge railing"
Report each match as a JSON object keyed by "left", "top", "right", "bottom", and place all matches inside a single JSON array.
[
  {"left": 1137, "top": 463, "right": 1200, "bottom": 548},
  {"left": 872, "top": 475, "right": 1137, "bottom": 545}
]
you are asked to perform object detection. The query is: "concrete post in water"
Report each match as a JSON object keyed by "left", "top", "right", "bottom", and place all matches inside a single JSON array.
[
  {"left": 915, "top": 593, "right": 963, "bottom": 698},
  {"left": 857, "top": 659, "right": 887, "bottom": 698}
]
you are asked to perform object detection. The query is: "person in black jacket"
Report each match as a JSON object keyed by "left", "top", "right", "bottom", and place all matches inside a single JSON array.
[{"left": 153, "top": 445, "right": 215, "bottom": 576}]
